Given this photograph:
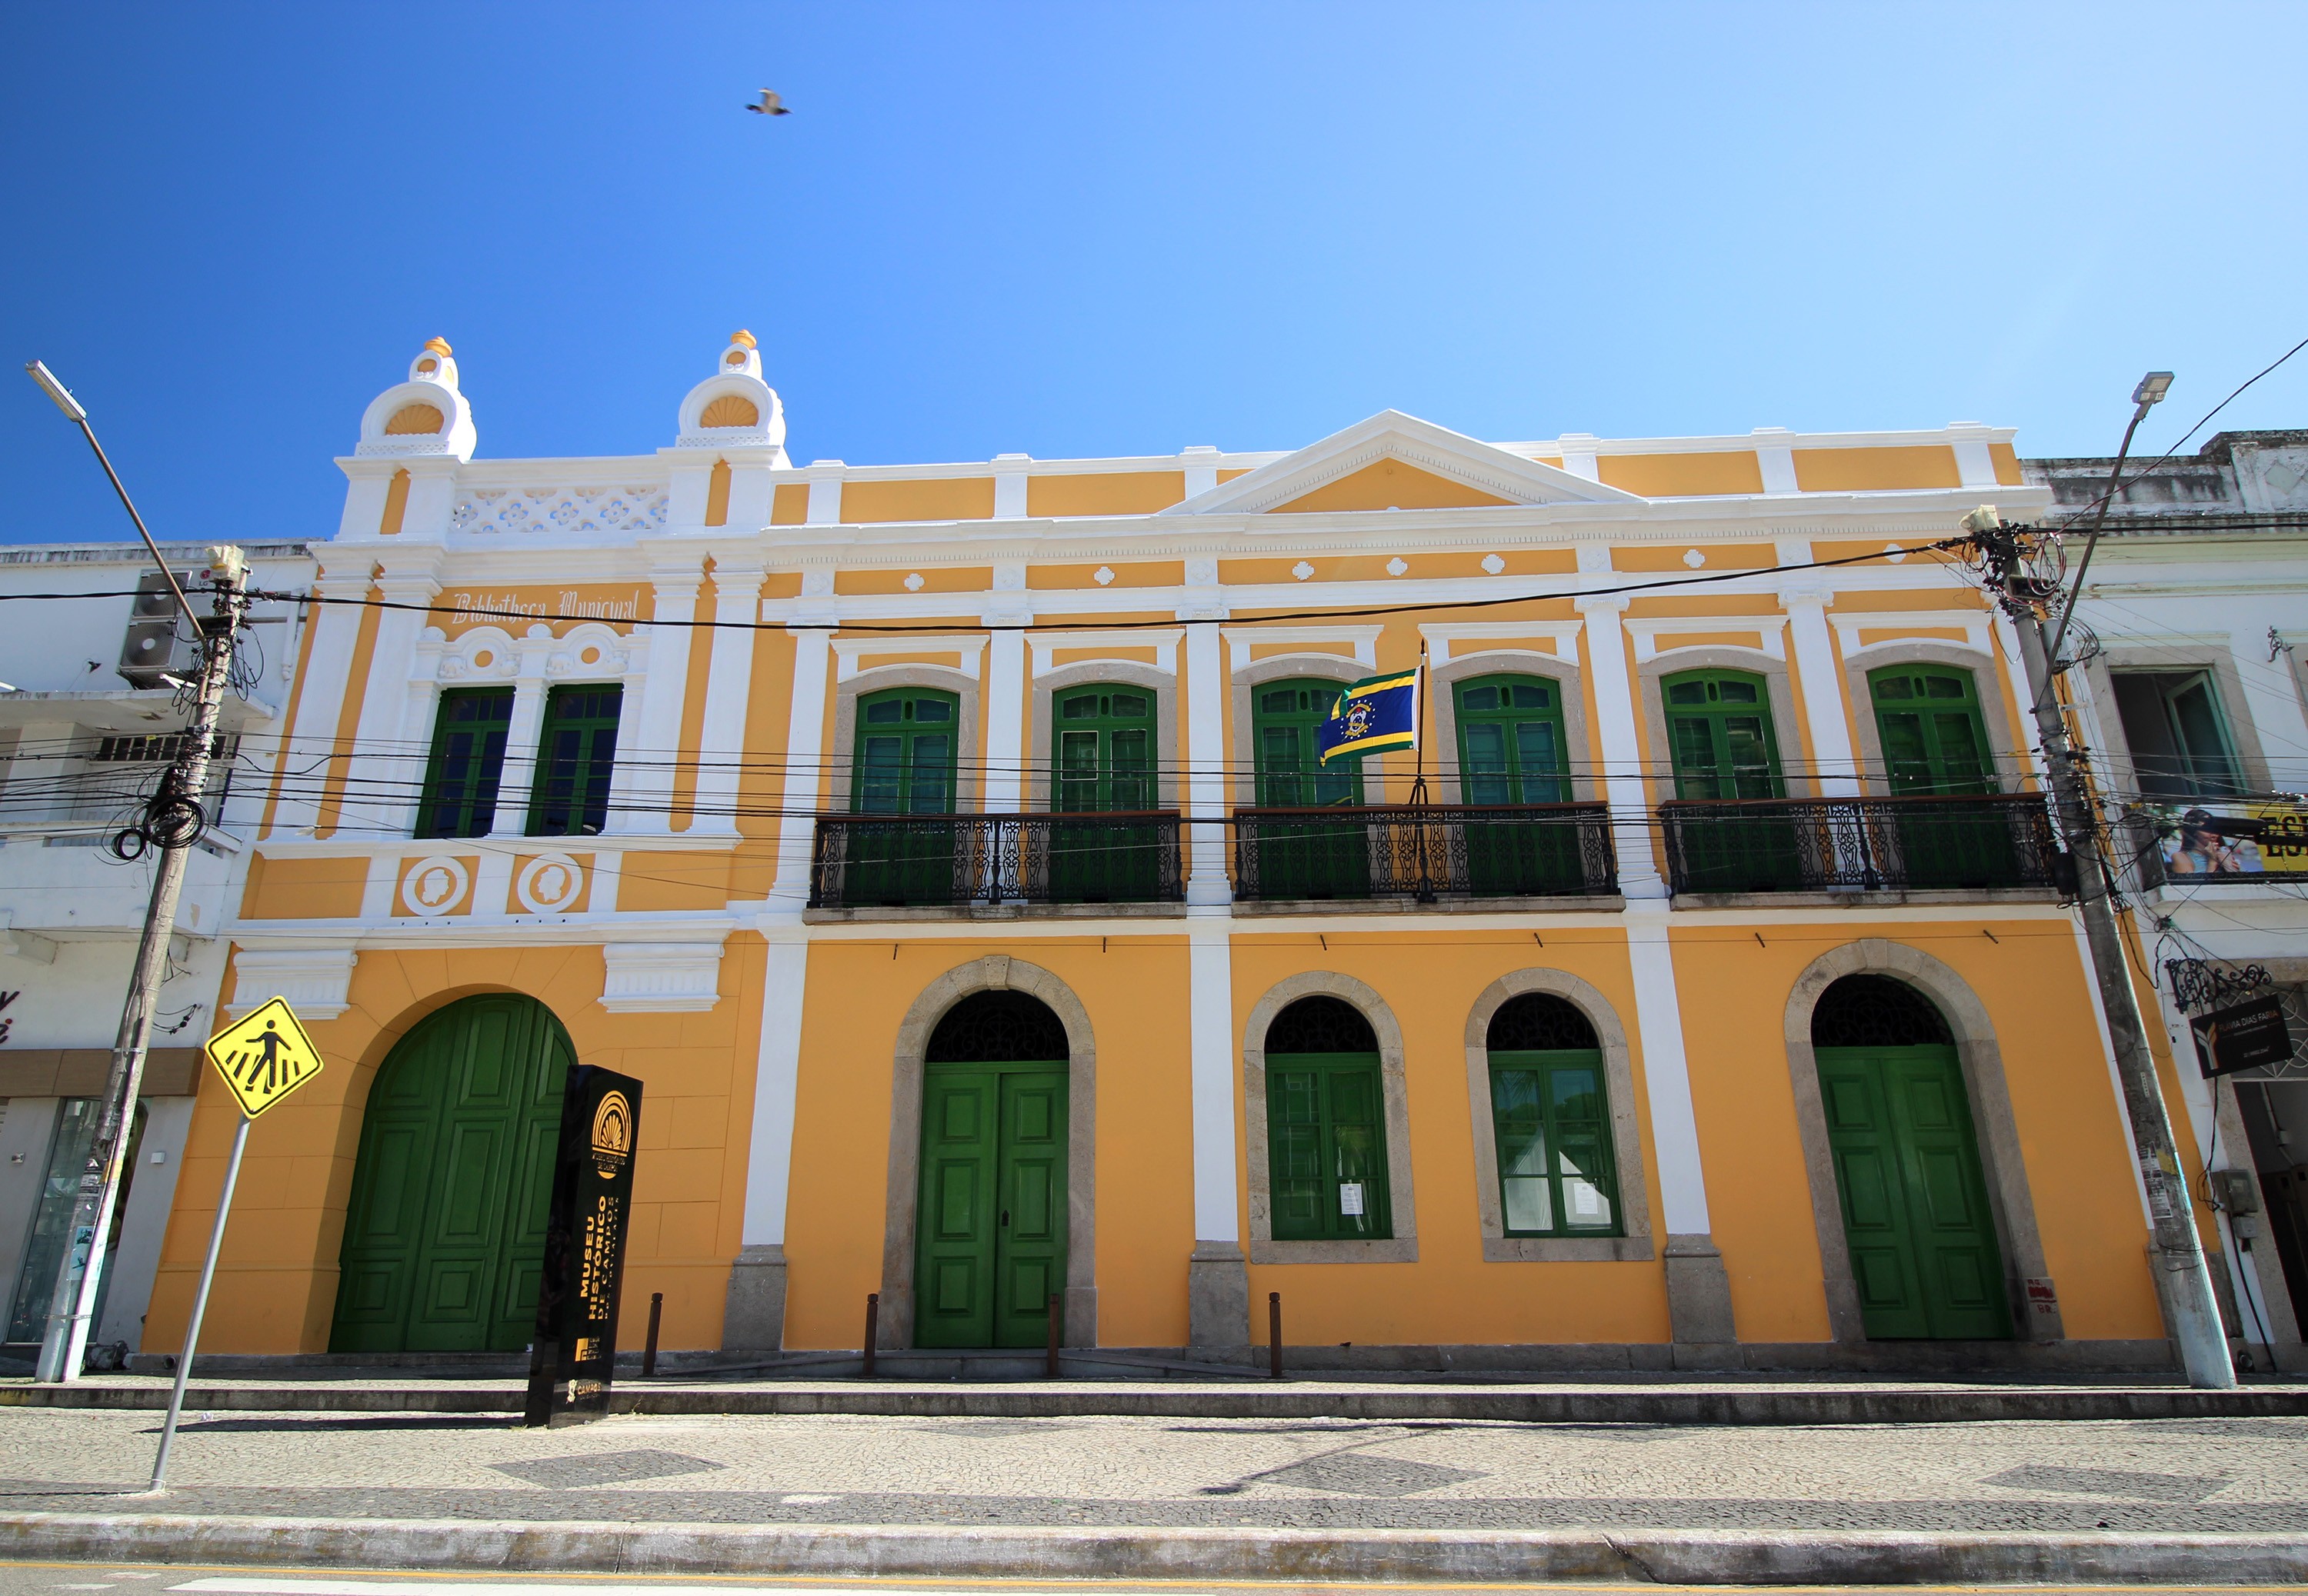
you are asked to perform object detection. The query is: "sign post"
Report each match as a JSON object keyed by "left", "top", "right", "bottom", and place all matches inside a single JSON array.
[
  {"left": 525, "top": 1065, "right": 643, "bottom": 1427},
  {"left": 147, "top": 996, "right": 326, "bottom": 1492}
]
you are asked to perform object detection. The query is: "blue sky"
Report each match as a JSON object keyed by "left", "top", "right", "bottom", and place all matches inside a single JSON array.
[{"left": 5, "top": 2, "right": 2304, "bottom": 545}]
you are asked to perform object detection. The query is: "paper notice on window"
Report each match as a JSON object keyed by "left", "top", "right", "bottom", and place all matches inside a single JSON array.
[{"left": 1338, "top": 1181, "right": 1366, "bottom": 1217}]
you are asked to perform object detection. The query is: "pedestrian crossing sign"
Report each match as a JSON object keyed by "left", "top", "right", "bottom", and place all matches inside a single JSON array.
[{"left": 205, "top": 997, "right": 325, "bottom": 1119}]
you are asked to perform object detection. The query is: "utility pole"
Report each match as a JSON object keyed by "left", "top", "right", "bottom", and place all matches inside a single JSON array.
[
  {"left": 1962, "top": 374, "right": 2235, "bottom": 1391},
  {"left": 24, "top": 361, "right": 248, "bottom": 1382}
]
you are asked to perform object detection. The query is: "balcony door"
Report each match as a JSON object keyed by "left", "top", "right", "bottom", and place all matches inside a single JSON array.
[
  {"left": 1663, "top": 669, "right": 1799, "bottom": 891},
  {"left": 1454, "top": 675, "right": 1579, "bottom": 895},
  {"left": 1251, "top": 680, "right": 1367, "bottom": 898},
  {"left": 1869, "top": 665, "right": 2010, "bottom": 888},
  {"left": 848, "top": 687, "right": 960, "bottom": 905},
  {"left": 1050, "top": 686, "right": 1160, "bottom": 902}
]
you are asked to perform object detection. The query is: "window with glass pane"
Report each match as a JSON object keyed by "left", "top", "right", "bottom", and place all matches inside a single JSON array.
[
  {"left": 1486, "top": 994, "right": 1616, "bottom": 1236},
  {"left": 1662, "top": 670, "right": 1785, "bottom": 798},
  {"left": 852, "top": 688, "right": 959, "bottom": 814},
  {"left": 1054, "top": 688, "right": 1155, "bottom": 812},
  {"left": 2110, "top": 669, "right": 2246, "bottom": 799},
  {"left": 1869, "top": 666, "right": 1995, "bottom": 795},
  {"left": 1455, "top": 675, "right": 1567, "bottom": 803},
  {"left": 526, "top": 685, "right": 622, "bottom": 837},
  {"left": 1253, "top": 681, "right": 1362, "bottom": 806},
  {"left": 416, "top": 687, "right": 513, "bottom": 838}
]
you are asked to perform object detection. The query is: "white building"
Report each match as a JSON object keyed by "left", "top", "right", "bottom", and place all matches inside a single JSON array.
[
  {"left": 0, "top": 540, "right": 312, "bottom": 1364},
  {"left": 2036, "top": 431, "right": 2308, "bottom": 1371}
]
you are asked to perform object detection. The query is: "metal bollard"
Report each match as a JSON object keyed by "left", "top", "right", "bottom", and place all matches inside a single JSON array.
[
  {"left": 1046, "top": 1291, "right": 1062, "bottom": 1379},
  {"left": 862, "top": 1291, "right": 879, "bottom": 1378},
  {"left": 642, "top": 1291, "right": 663, "bottom": 1378},
  {"left": 1269, "top": 1291, "right": 1283, "bottom": 1380}
]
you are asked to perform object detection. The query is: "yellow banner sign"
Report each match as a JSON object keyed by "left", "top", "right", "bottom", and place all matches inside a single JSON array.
[{"left": 205, "top": 997, "right": 326, "bottom": 1119}]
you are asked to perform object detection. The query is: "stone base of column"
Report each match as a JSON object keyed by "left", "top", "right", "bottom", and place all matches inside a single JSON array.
[
  {"left": 1063, "top": 1285, "right": 1099, "bottom": 1348},
  {"left": 721, "top": 1244, "right": 788, "bottom": 1352},
  {"left": 1664, "top": 1232, "right": 1736, "bottom": 1364},
  {"left": 1188, "top": 1242, "right": 1250, "bottom": 1348}
]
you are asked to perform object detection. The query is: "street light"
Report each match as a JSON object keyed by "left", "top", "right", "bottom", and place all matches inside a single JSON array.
[
  {"left": 20, "top": 360, "right": 245, "bottom": 1383},
  {"left": 2043, "top": 370, "right": 2173, "bottom": 671}
]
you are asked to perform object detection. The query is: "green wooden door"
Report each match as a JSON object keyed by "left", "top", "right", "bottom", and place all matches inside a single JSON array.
[
  {"left": 331, "top": 995, "right": 571, "bottom": 1353},
  {"left": 915, "top": 1064, "right": 1069, "bottom": 1348},
  {"left": 1051, "top": 685, "right": 1161, "bottom": 901},
  {"left": 1816, "top": 1043, "right": 2011, "bottom": 1339},
  {"left": 1266, "top": 1054, "right": 1392, "bottom": 1240},
  {"left": 1868, "top": 665, "right": 2011, "bottom": 888},
  {"left": 1252, "top": 680, "right": 1369, "bottom": 898},
  {"left": 417, "top": 687, "right": 513, "bottom": 839},
  {"left": 848, "top": 687, "right": 960, "bottom": 905},
  {"left": 1663, "top": 668, "right": 1801, "bottom": 890},
  {"left": 1454, "top": 675, "right": 1580, "bottom": 894}
]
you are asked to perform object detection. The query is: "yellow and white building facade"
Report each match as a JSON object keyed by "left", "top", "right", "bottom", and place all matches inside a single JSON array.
[{"left": 148, "top": 332, "right": 2253, "bottom": 1371}]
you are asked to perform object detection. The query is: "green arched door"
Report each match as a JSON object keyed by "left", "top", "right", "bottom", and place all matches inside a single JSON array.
[{"left": 331, "top": 995, "right": 572, "bottom": 1353}]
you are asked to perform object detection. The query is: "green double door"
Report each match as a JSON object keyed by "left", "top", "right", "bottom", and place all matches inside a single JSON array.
[
  {"left": 1252, "top": 681, "right": 1369, "bottom": 898},
  {"left": 1455, "top": 675, "right": 1581, "bottom": 895},
  {"left": 1816, "top": 1043, "right": 2010, "bottom": 1339},
  {"left": 915, "top": 1065, "right": 1069, "bottom": 1348},
  {"left": 1869, "top": 665, "right": 2010, "bottom": 888},
  {"left": 1664, "top": 669, "right": 1803, "bottom": 891},
  {"left": 1052, "top": 686, "right": 1162, "bottom": 902},
  {"left": 848, "top": 688, "right": 960, "bottom": 905},
  {"left": 331, "top": 995, "right": 571, "bottom": 1354}
]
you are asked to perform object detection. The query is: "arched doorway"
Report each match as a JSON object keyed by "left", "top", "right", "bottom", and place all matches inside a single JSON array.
[
  {"left": 1812, "top": 975, "right": 2009, "bottom": 1339},
  {"left": 914, "top": 990, "right": 1069, "bottom": 1348},
  {"left": 330, "top": 995, "right": 572, "bottom": 1354},
  {"left": 1264, "top": 996, "right": 1390, "bottom": 1241}
]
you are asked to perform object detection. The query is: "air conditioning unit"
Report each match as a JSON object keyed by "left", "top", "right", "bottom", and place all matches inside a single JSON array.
[{"left": 118, "top": 572, "right": 197, "bottom": 688}]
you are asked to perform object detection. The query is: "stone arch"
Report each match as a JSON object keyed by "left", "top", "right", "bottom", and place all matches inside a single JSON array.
[
  {"left": 1430, "top": 649, "right": 1596, "bottom": 803},
  {"left": 1783, "top": 938, "right": 2056, "bottom": 1342},
  {"left": 829, "top": 663, "right": 983, "bottom": 813},
  {"left": 879, "top": 956, "right": 1097, "bottom": 1347},
  {"left": 1229, "top": 653, "right": 1372, "bottom": 805},
  {"left": 1240, "top": 971, "right": 1417, "bottom": 1262},
  {"left": 1029, "top": 658, "right": 1179, "bottom": 811},
  {"left": 1638, "top": 643, "right": 1813, "bottom": 798},
  {"left": 1839, "top": 639, "right": 2027, "bottom": 791},
  {"left": 1462, "top": 968, "right": 1653, "bottom": 1261}
]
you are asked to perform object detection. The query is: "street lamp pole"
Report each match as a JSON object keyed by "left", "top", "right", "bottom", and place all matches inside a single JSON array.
[
  {"left": 23, "top": 362, "right": 246, "bottom": 1382},
  {"left": 1963, "top": 372, "right": 2233, "bottom": 1391}
]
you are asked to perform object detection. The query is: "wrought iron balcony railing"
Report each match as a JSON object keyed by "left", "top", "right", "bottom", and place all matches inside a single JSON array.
[
  {"left": 809, "top": 811, "right": 1184, "bottom": 909},
  {"left": 1231, "top": 802, "right": 1618, "bottom": 902},
  {"left": 1656, "top": 793, "right": 2060, "bottom": 895}
]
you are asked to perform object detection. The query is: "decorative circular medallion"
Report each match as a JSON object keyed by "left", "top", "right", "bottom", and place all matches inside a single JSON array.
[
  {"left": 515, "top": 851, "right": 586, "bottom": 915},
  {"left": 401, "top": 855, "right": 471, "bottom": 916}
]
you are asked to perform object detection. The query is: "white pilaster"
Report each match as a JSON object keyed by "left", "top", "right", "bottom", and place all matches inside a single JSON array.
[
  {"left": 621, "top": 563, "right": 703, "bottom": 835},
  {"left": 1558, "top": 433, "right": 1602, "bottom": 482},
  {"left": 805, "top": 463, "right": 844, "bottom": 525},
  {"left": 992, "top": 454, "right": 1029, "bottom": 518},
  {"left": 1181, "top": 576, "right": 1231, "bottom": 904},
  {"left": 1949, "top": 423, "right": 1999, "bottom": 488},
  {"left": 489, "top": 628, "right": 555, "bottom": 835},
  {"left": 335, "top": 561, "right": 441, "bottom": 839},
  {"left": 1753, "top": 427, "right": 1799, "bottom": 495},
  {"left": 1778, "top": 575, "right": 1861, "bottom": 797},
  {"left": 769, "top": 626, "right": 835, "bottom": 906},
  {"left": 1189, "top": 921, "right": 1240, "bottom": 1242},
  {"left": 741, "top": 931, "right": 811, "bottom": 1245},
  {"left": 1180, "top": 445, "right": 1222, "bottom": 500},
  {"left": 1576, "top": 593, "right": 1663, "bottom": 898},
  {"left": 1625, "top": 901, "right": 1711, "bottom": 1234},
  {"left": 983, "top": 565, "right": 1030, "bottom": 813},
  {"left": 689, "top": 563, "right": 765, "bottom": 836},
  {"left": 269, "top": 571, "right": 371, "bottom": 838}
]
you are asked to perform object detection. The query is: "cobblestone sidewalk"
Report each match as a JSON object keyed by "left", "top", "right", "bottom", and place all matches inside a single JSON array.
[{"left": 5, "top": 1408, "right": 2308, "bottom": 1534}]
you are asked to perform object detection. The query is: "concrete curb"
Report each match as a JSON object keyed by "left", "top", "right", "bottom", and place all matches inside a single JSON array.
[
  {"left": 8, "top": 1381, "right": 2308, "bottom": 1425},
  {"left": 2, "top": 1511, "right": 2305, "bottom": 1586}
]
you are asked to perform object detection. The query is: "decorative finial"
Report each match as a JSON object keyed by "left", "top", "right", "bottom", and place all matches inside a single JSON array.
[
  {"left": 423, "top": 337, "right": 452, "bottom": 358},
  {"left": 729, "top": 330, "right": 757, "bottom": 349}
]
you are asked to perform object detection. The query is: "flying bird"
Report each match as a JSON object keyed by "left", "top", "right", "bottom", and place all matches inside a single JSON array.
[{"left": 746, "top": 89, "right": 792, "bottom": 116}]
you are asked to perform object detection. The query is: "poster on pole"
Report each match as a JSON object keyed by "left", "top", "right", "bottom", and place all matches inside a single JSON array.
[{"left": 523, "top": 1065, "right": 643, "bottom": 1427}]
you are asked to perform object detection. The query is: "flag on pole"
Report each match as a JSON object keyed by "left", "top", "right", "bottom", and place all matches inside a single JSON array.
[{"left": 1318, "top": 668, "right": 1419, "bottom": 765}]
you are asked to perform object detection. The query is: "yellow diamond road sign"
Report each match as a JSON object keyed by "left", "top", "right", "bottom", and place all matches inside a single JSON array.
[{"left": 205, "top": 997, "right": 325, "bottom": 1119}]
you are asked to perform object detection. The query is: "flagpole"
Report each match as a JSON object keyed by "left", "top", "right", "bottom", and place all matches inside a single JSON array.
[{"left": 1411, "top": 643, "right": 1435, "bottom": 902}]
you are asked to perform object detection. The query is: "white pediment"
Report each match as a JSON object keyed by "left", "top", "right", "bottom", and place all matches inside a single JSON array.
[{"left": 1160, "top": 411, "right": 1642, "bottom": 516}]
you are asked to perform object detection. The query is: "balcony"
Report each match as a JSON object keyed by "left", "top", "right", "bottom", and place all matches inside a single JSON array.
[
  {"left": 809, "top": 811, "right": 1184, "bottom": 911},
  {"left": 1231, "top": 802, "right": 1619, "bottom": 904},
  {"left": 1656, "top": 794, "right": 2062, "bottom": 897}
]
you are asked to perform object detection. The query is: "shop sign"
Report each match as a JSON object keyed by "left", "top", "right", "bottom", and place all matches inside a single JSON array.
[{"left": 524, "top": 1064, "right": 643, "bottom": 1427}]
